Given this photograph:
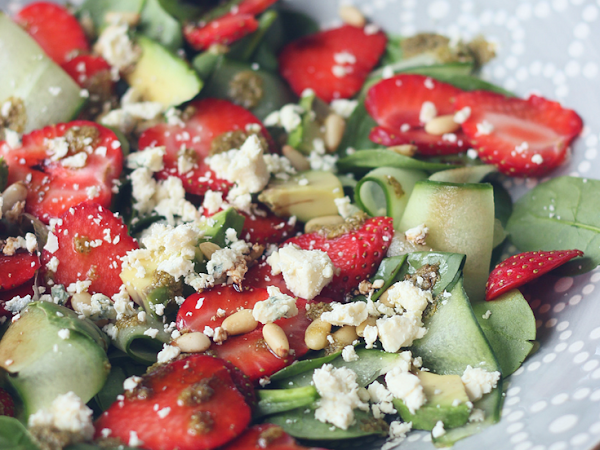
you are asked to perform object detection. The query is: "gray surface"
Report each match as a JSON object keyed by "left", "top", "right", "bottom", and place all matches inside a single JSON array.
[{"left": 3, "top": 0, "right": 600, "bottom": 449}]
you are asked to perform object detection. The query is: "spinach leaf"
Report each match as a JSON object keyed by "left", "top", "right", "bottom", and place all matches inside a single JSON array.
[
  {"left": 472, "top": 289, "right": 536, "bottom": 376},
  {"left": 138, "top": 0, "right": 183, "bottom": 52},
  {"left": 337, "top": 150, "right": 455, "bottom": 174},
  {"left": 0, "top": 417, "right": 39, "bottom": 450},
  {"left": 506, "top": 176, "right": 600, "bottom": 274},
  {"left": 256, "top": 386, "right": 318, "bottom": 417},
  {"left": 398, "top": 252, "right": 466, "bottom": 298}
]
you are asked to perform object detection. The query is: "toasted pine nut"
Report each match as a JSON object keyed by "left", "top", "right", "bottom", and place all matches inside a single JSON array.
[
  {"left": 372, "top": 279, "right": 385, "bottom": 289},
  {"left": 305, "top": 318, "right": 332, "bottom": 350},
  {"left": 379, "top": 289, "right": 394, "bottom": 307},
  {"left": 424, "top": 114, "right": 461, "bottom": 136},
  {"left": 222, "top": 309, "right": 258, "bottom": 336},
  {"left": 356, "top": 316, "right": 377, "bottom": 337},
  {"left": 104, "top": 11, "right": 140, "bottom": 26},
  {"left": 1, "top": 182, "right": 27, "bottom": 214},
  {"left": 332, "top": 326, "right": 358, "bottom": 347},
  {"left": 175, "top": 332, "right": 211, "bottom": 353},
  {"left": 71, "top": 292, "right": 92, "bottom": 314},
  {"left": 263, "top": 323, "right": 289, "bottom": 358},
  {"left": 304, "top": 215, "right": 345, "bottom": 234},
  {"left": 324, "top": 113, "right": 346, "bottom": 152},
  {"left": 339, "top": 5, "right": 366, "bottom": 28},
  {"left": 387, "top": 145, "right": 417, "bottom": 157},
  {"left": 208, "top": 43, "right": 230, "bottom": 55},
  {"left": 199, "top": 242, "right": 221, "bottom": 260},
  {"left": 282, "top": 145, "right": 310, "bottom": 172}
]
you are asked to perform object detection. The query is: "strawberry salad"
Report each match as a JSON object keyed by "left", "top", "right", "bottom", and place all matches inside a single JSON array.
[{"left": 0, "top": 1, "right": 596, "bottom": 450}]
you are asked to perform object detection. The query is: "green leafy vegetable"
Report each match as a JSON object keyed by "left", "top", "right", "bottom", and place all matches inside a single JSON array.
[
  {"left": 506, "top": 176, "right": 600, "bottom": 274},
  {"left": 255, "top": 386, "right": 318, "bottom": 417},
  {"left": 399, "top": 252, "right": 466, "bottom": 298},
  {"left": 138, "top": 0, "right": 183, "bottom": 52},
  {"left": 338, "top": 150, "right": 455, "bottom": 174},
  {"left": 473, "top": 290, "right": 536, "bottom": 376},
  {"left": 0, "top": 417, "right": 39, "bottom": 450}
]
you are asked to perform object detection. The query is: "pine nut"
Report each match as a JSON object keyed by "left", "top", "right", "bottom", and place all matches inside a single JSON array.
[
  {"left": 222, "top": 309, "right": 258, "bottom": 336},
  {"left": 339, "top": 5, "right": 366, "bottom": 28},
  {"left": 332, "top": 326, "right": 358, "bottom": 347},
  {"left": 356, "top": 316, "right": 377, "bottom": 337},
  {"left": 282, "top": 145, "right": 310, "bottom": 172},
  {"left": 387, "top": 145, "right": 417, "bottom": 157},
  {"left": 324, "top": 114, "right": 346, "bottom": 152},
  {"left": 1, "top": 182, "right": 27, "bottom": 214},
  {"left": 263, "top": 323, "right": 289, "bottom": 358},
  {"left": 199, "top": 242, "right": 220, "bottom": 260},
  {"left": 71, "top": 292, "right": 92, "bottom": 314},
  {"left": 304, "top": 215, "right": 345, "bottom": 234},
  {"left": 424, "top": 114, "right": 461, "bottom": 136},
  {"left": 304, "top": 318, "right": 332, "bottom": 350},
  {"left": 175, "top": 332, "right": 211, "bottom": 353},
  {"left": 208, "top": 43, "right": 230, "bottom": 55},
  {"left": 379, "top": 289, "right": 394, "bottom": 307}
]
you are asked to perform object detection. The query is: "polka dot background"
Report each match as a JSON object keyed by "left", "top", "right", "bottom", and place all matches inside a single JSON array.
[
  {"left": 283, "top": 0, "right": 600, "bottom": 449},
  {"left": 2, "top": 0, "right": 599, "bottom": 448}
]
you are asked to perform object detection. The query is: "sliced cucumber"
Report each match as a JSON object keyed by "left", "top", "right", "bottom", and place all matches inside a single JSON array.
[
  {"left": 429, "top": 165, "right": 497, "bottom": 184},
  {"left": 0, "top": 13, "right": 85, "bottom": 133},
  {"left": 411, "top": 278, "right": 502, "bottom": 446},
  {"left": 338, "top": 150, "right": 454, "bottom": 174},
  {"left": 472, "top": 289, "right": 536, "bottom": 376},
  {"left": 355, "top": 167, "right": 427, "bottom": 228},
  {"left": 256, "top": 386, "right": 319, "bottom": 417},
  {"left": 112, "top": 316, "right": 170, "bottom": 364},
  {"left": 398, "top": 180, "right": 495, "bottom": 301},
  {"left": 125, "top": 36, "right": 202, "bottom": 108}
]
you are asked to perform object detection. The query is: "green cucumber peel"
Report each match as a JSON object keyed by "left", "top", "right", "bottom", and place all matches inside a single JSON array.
[
  {"left": 270, "top": 352, "right": 341, "bottom": 383},
  {"left": 0, "top": 416, "right": 39, "bottom": 450},
  {"left": 266, "top": 405, "right": 388, "bottom": 440},
  {"left": 428, "top": 165, "right": 497, "bottom": 184},
  {"left": 506, "top": 176, "right": 599, "bottom": 274},
  {"left": 355, "top": 167, "right": 428, "bottom": 228},
  {"left": 138, "top": 0, "right": 183, "bottom": 52},
  {"left": 111, "top": 317, "right": 170, "bottom": 364},
  {"left": 472, "top": 289, "right": 536, "bottom": 377},
  {"left": 338, "top": 150, "right": 455, "bottom": 174},
  {"left": 255, "top": 386, "right": 318, "bottom": 417}
]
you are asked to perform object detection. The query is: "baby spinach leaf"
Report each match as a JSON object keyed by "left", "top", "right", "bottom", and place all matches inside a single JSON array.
[
  {"left": 0, "top": 416, "right": 39, "bottom": 450},
  {"left": 255, "top": 386, "right": 318, "bottom": 417},
  {"left": 138, "top": 0, "right": 183, "bottom": 52},
  {"left": 472, "top": 289, "right": 536, "bottom": 377},
  {"left": 506, "top": 176, "right": 600, "bottom": 274}
]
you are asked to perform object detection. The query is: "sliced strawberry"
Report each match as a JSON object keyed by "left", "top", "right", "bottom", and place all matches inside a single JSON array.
[
  {"left": 0, "top": 387, "right": 15, "bottom": 417},
  {"left": 235, "top": 0, "right": 279, "bottom": 15},
  {"left": 14, "top": 2, "right": 89, "bottom": 64},
  {"left": 40, "top": 202, "right": 138, "bottom": 297},
  {"left": 0, "top": 253, "right": 40, "bottom": 291},
  {"left": 486, "top": 249, "right": 584, "bottom": 301},
  {"left": 221, "top": 424, "right": 300, "bottom": 450},
  {"left": 278, "top": 25, "right": 387, "bottom": 102},
  {"left": 177, "top": 286, "right": 312, "bottom": 382},
  {"left": 94, "top": 355, "right": 251, "bottom": 450},
  {"left": 369, "top": 125, "right": 469, "bottom": 156},
  {"left": 285, "top": 216, "right": 394, "bottom": 298},
  {"left": 184, "top": 14, "right": 259, "bottom": 51},
  {"left": 138, "top": 98, "right": 271, "bottom": 197},
  {"left": 61, "top": 54, "right": 113, "bottom": 88},
  {"left": 365, "top": 74, "right": 464, "bottom": 129},
  {"left": 454, "top": 91, "right": 584, "bottom": 177},
  {"left": 241, "top": 209, "right": 299, "bottom": 245},
  {"left": 245, "top": 261, "right": 291, "bottom": 294},
  {"left": 0, "top": 121, "right": 123, "bottom": 223}
]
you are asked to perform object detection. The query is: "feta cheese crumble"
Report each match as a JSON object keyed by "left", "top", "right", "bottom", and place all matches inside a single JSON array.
[
  {"left": 461, "top": 365, "right": 501, "bottom": 401},
  {"left": 252, "top": 286, "right": 298, "bottom": 324},
  {"left": 28, "top": 392, "right": 94, "bottom": 441}
]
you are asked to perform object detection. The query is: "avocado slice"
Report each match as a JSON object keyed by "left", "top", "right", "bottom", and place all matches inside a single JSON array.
[
  {"left": 0, "top": 13, "right": 85, "bottom": 133},
  {"left": 394, "top": 371, "right": 470, "bottom": 430},
  {"left": 0, "top": 302, "right": 110, "bottom": 419},
  {"left": 200, "top": 207, "right": 245, "bottom": 248},
  {"left": 258, "top": 170, "right": 344, "bottom": 222},
  {"left": 125, "top": 36, "right": 202, "bottom": 108}
]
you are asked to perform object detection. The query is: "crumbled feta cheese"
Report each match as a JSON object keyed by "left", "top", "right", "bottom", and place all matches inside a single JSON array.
[
  {"left": 419, "top": 101, "right": 437, "bottom": 123},
  {"left": 482, "top": 310, "right": 492, "bottom": 320},
  {"left": 123, "top": 376, "right": 142, "bottom": 392},
  {"left": 28, "top": 392, "right": 94, "bottom": 440},
  {"left": 385, "top": 280, "right": 433, "bottom": 315},
  {"left": 381, "top": 65, "right": 394, "bottom": 79},
  {"left": 156, "top": 344, "right": 181, "bottom": 364},
  {"left": 363, "top": 325, "right": 378, "bottom": 349},
  {"left": 44, "top": 232, "right": 59, "bottom": 253},
  {"left": 466, "top": 148, "right": 479, "bottom": 159},
  {"left": 67, "top": 280, "right": 92, "bottom": 295},
  {"left": 313, "top": 365, "right": 368, "bottom": 430},
  {"left": 454, "top": 106, "right": 471, "bottom": 124},
  {"left": 432, "top": 420, "right": 446, "bottom": 438},
  {"left": 342, "top": 345, "right": 359, "bottom": 362},
  {"left": 267, "top": 245, "right": 334, "bottom": 300},
  {"left": 3, "top": 129, "right": 21, "bottom": 149},
  {"left": 127, "top": 146, "right": 165, "bottom": 172},
  {"left": 531, "top": 154, "right": 544, "bottom": 165},
  {"left": 252, "top": 286, "right": 298, "bottom": 324},
  {"left": 94, "top": 23, "right": 140, "bottom": 70},
  {"left": 144, "top": 328, "right": 159, "bottom": 339},
  {"left": 129, "top": 430, "right": 144, "bottom": 448},
  {"left": 461, "top": 366, "right": 501, "bottom": 401},
  {"left": 376, "top": 315, "right": 427, "bottom": 352},
  {"left": 476, "top": 120, "right": 494, "bottom": 135},
  {"left": 469, "top": 408, "right": 485, "bottom": 422},
  {"left": 5, "top": 295, "right": 33, "bottom": 314},
  {"left": 320, "top": 302, "right": 368, "bottom": 327},
  {"left": 382, "top": 421, "right": 412, "bottom": 450},
  {"left": 330, "top": 99, "right": 358, "bottom": 118},
  {"left": 334, "top": 196, "right": 360, "bottom": 219},
  {"left": 61, "top": 152, "right": 88, "bottom": 169},
  {"left": 202, "top": 190, "right": 223, "bottom": 215},
  {"left": 385, "top": 368, "right": 425, "bottom": 414},
  {"left": 58, "top": 329, "right": 70, "bottom": 340},
  {"left": 404, "top": 223, "right": 428, "bottom": 246}
]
